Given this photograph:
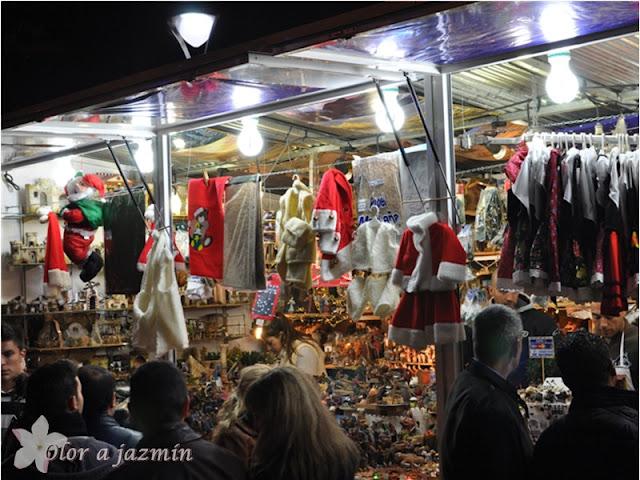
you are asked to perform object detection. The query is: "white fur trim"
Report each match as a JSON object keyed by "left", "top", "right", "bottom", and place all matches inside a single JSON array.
[
  {"left": 437, "top": 261, "right": 466, "bottom": 283},
  {"left": 433, "top": 323, "right": 467, "bottom": 344},
  {"left": 144, "top": 205, "right": 156, "bottom": 221},
  {"left": 347, "top": 276, "right": 366, "bottom": 321},
  {"left": 390, "top": 268, "right": 406, "bottom": 288},
  {"left": 320, "top": 245, "right": 351, "bottom": 281},
  {"left": 137, "top": 262, "right": 146, "bottom": 272},
  {"left": 318, "top": 231, "right": 341, "bottom": 255},
  {"left": 48, "top": 269, "right": 71, "bottom": 288},
  {"left": 591, "top": 272, "right": 604, "bottom": 286},
  {"left": 65, "top": 226, "right": 96, "bottom": 239},
  {"left": 373, "top": 279, "right": 401, "bottom": 318},
  {"left": 405, "top": 212, "right": 438, "bottom": 293},
  {"left": 312, "top": 209, "right": 337, "bottom": 233},
  {"left": 388, "top": 325, "right": 428, "bottom": 350},
  {"left": 66, "top": 188, "right": 94, "bottom": 203}
]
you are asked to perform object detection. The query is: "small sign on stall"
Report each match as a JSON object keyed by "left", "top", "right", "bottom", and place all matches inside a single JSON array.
[{"left": 528, "top": 336, "right": 555, "bottom": 359}]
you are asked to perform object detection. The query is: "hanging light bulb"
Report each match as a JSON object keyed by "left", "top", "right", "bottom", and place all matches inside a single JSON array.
[
  {"left": 545, "top": 51, "right": 579, "bottom": 104},
  {"left": 375, "top": 87, "right": 405, "bottom": 133},
  {"left": 172, "top": 137, "right": 186, "bottom": 150},
  {"left": 171, "top": 189, "right": 182, "bottom": 215},
  {"left": 237, "top": 117, "right": 264, "bottom": 157},
  {"left": 135, "top": 141, "right": 154, "bottom": 173}
]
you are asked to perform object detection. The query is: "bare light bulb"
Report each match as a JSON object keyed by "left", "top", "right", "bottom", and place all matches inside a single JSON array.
[
  {"left": 171, "top": 190, "right": 182, "bottom": 215},
  {"left": 545, "top": 51, "right": 579, "bottom": 104},
  {"left": 375, "top": 87, "right": 405, "bottom": 133},
  {"left": 237, "top": 117, "right": 264, "bottom": 157},
  {"left": 135, "top": 141, "right": 154, "bottom": 173}
]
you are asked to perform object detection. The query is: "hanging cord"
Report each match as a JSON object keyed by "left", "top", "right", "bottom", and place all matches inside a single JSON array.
[
  {"left": 372, "top": 78, "right": 425, "bottom": 209},
  {"left": 402, "top": 72, "right": 462, "bottom": 229},
  {"left": 105, "top": 142, "right": 150, "bottom": 232}
]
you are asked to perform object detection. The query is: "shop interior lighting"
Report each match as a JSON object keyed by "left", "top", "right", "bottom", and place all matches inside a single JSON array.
[
  {"left": 172, "top": 137, "right": 186, "bottom": 150},
  {"left": 540, "top": 3, "right": 577, "bottom": 43},
  {"left": 52, "top": 156, "right": 77, "bottom": 187},
  {"left": 375, "top": 38, "right": 405, "bottom": 59},
  {"left": 545, "top": 50, "right": 580, "bottom": 104},
  {"left": 232, "top": 85, "right": 263, "bottom": 109},
  {"left": 374, "top": 86, "right": 405, "bottom": 133},
  {"left": 173, "top": 13, "right": 216, "bottom": 48},
  {"left": 134, "top": 141, "right": 154, "bottom": 173},
  {"left": 237, "top": 117, "right": 264, "bottom": 157}
]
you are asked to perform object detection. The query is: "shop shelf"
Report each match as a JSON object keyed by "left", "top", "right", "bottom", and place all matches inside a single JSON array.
[
  {"left": 183, "top": 303, "right": 249, "bottom": 310},
  {"left": 2, "top": 309, "right": 132, "bottom": 318},
  {"left": 30, "top": 343, "right": 128, "bottom": 352}
]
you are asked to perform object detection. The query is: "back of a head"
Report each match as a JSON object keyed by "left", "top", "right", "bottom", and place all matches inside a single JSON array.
[
  {"left": 473, "top": 304, "right": 523, "bottom": 366},
  {"left": 24, "top": 360, "right": 78, "bottom": 422},
  {"left": 129, "top": 361, "right": 187, "bottom": 433},
  {"left": 555, "top": 330, "right": 615, "bottom": 393},
  {"left": 78, "top": 365, "right": 115, "bottom": 425},
  {"left": 244, "top": 367, "right": 359, "bottom": 480}
]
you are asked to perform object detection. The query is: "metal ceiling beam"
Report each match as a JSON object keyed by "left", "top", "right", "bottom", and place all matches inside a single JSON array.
[
  {"left": 286, "top": 48, "right": 441, "bottom": 75},
  {"left": 155, "top": 79, "right": 399, "bottom": 136},
  {"left": 4, "top": 121, "right": 155, "bottom": 141},
  {"left": 248, "top": 53, "right": 408, "bottom": 82},
  {"left": 2, "top": 139, "right": 126, "bottom": 170}
]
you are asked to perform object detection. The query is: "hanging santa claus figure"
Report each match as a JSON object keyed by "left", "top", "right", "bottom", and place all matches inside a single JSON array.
[{"left": 40, "top": 172, "right": 106, "bottom": 283}]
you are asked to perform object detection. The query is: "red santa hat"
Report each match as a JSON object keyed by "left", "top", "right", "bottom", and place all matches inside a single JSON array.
[
  {"left": 64, "top": 173, "right": 105, "bottom": 199},
  {"left": 137, "top": 225, "right": 186, "bottom": 272},
  {"left": 43, "top": 212, "right": 71, "bottom": 295},
  {"left": 80, "top": 174, "right": 105, "bottom": 198}
]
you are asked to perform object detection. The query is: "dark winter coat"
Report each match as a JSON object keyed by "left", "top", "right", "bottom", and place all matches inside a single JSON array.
[
  {"left": 441, "top": 360, "right": 534, "bottom": 480},
  {"left": 86, "top": 414, "right": 142, "bottom": 449},
  {"left": 1, "top": 411, "right": 119, "bottom": 480},
  {"left": 106, "top": 422, "right": 246, "bottom": 480},
  {"left": 532, "top": 387, "right": 639, "bottom": 480}
]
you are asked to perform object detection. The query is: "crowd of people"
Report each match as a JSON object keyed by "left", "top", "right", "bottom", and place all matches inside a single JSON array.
[{"left": 1, "top": 298, "right": 638, "bottom": 479}]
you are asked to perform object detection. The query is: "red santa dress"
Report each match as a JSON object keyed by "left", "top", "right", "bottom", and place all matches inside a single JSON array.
[
  {"left": 312, "top": 168, "right": 354, "bottom": 281},
  {"left": 388, "top": 212, "right": 467, "bottom": 348}
]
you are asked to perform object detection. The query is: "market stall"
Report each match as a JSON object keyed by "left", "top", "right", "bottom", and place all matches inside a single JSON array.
[{"left": 2, "top": 2, "right": 638, "bottom": 478}]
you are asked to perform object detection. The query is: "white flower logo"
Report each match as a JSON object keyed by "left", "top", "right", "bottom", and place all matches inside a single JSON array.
[{"left": 12, "top": 415, "right": 68, "bottom": 473}]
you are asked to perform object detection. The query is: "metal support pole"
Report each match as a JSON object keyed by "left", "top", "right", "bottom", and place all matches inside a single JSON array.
[{"left": 422, "top": 74, "right": 463, "bottom": 448}]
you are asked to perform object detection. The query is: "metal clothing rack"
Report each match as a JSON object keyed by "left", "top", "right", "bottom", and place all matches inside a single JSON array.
[
  {"left": 470, "top": 132, "right": 639, "bottom": 147},
  {"left": 456, "top": 162, "right": 507, "bottom": 177}
]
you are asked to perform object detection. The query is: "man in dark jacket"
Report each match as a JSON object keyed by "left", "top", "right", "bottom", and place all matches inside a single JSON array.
[
  {"left": 441, "top": 304, "right": 533, "bottom": 480},
  {"left": 78, "top": 365, "right": 141, "bottom": 449},
  {"left": 2, "top": 360, "right": 119, "bottom": 480},
  {"left": 107, "top": 361, "right": 245, "bottom": 480},
  {"left": 533, "top": 331, "right": 638, "bottom": 480},
  {"left": 592, "top": 302, "right": 639, "bottom": 390}
]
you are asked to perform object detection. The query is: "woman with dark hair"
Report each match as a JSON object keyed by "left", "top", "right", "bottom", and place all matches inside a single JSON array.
[
  {"left": 263, "top": 314, "right": 326, "bottom": 377},
  {"left": 244, "top": 367, "right": 360, "bottom": 480}
]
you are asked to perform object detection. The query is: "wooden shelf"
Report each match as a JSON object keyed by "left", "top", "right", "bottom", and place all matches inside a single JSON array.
[
  {"left": 30, "top": 343, "right": 128, "bottom": 353},
  {"left": 9, "top": 263, "right": 72, "bottom": 268},
  {"left": 2, "top": 213, "right": 40, "bottom": 221},
  {"left": 2, "top": 309, "right": 131, "bottom": 318},
  {"left": 183, "top": 303, "right": 249, "bottom": 310}
]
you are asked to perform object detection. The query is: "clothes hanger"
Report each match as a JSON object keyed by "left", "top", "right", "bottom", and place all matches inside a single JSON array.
[
  {"left": 203, "top": 169, "right": 209, "bottom": 186},
  {"left": 369, "top": 204, "right": 381, "bottom": 224}
]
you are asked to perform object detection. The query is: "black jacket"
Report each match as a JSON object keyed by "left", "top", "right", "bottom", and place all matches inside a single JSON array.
[
  {"left": 87, "top": 414, "right": 142, "bottom": 449},
  {"left": 2, "top": 411, "right": 119, "bottom": 480},
  {"left": 441, "top": 360, "right": 534, "bottom": 480},
  {"left": 106, "top": 422, "right": 246, "bottom": 480},
  {"left": 533, "top": 387, "right": 639, "bottom": 480}
]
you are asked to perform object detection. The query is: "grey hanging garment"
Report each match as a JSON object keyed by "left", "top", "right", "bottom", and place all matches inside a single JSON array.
[{"left": 223, "top": 179, "right": 266, "bottom": 290}]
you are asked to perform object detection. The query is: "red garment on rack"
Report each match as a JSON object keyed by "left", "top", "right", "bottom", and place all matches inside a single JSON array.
[
  {"left": 602, "top": 230, "right": 628, "bottom": 315},
  {"left": 188, "top": 177, "right": 229, "bottom": 279}
]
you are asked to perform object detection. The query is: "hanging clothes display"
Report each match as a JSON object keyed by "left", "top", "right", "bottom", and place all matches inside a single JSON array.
[
  {"left": 347, "top": 213, "right": 402, "bottom": 320},
  {"left": 312, "top": 168, "right": 354, "bottom": 282},
  {"left": 275, "top": 177, "right": 315, "bottom": 289},
  {"left": 188, "top": 176, "right": 229, "bottom": 280},
  {"left": 133, "top": 230, "right": 189, "bottom": 357},
  {"left": 43, "top": 211, "right": 71, "bottom": 296},
  {"left": 137, "top": 205, "right": 186, "bottom": 272},
  {"left": 496, "top": 133, "right": 638, "bottom": 310},
  {"left": 388, "top": 212, "right": 467, "bottom": 348},
  {"left": 103, "top": 190, "right": 146, "bottom": 295},
  {"left": 223, "top": 179, "right": 266, "bottom": 291},
  {"left": 352, "top": 152, "right": 403, "bottom": 228},
  {"left": 474, "top": 185, "right": 506, "bottom": 249}
]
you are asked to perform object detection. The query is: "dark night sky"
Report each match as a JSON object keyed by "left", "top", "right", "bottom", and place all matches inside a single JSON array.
[{"left": 1, "top": 1, "right": 374, "bottom": 115}]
